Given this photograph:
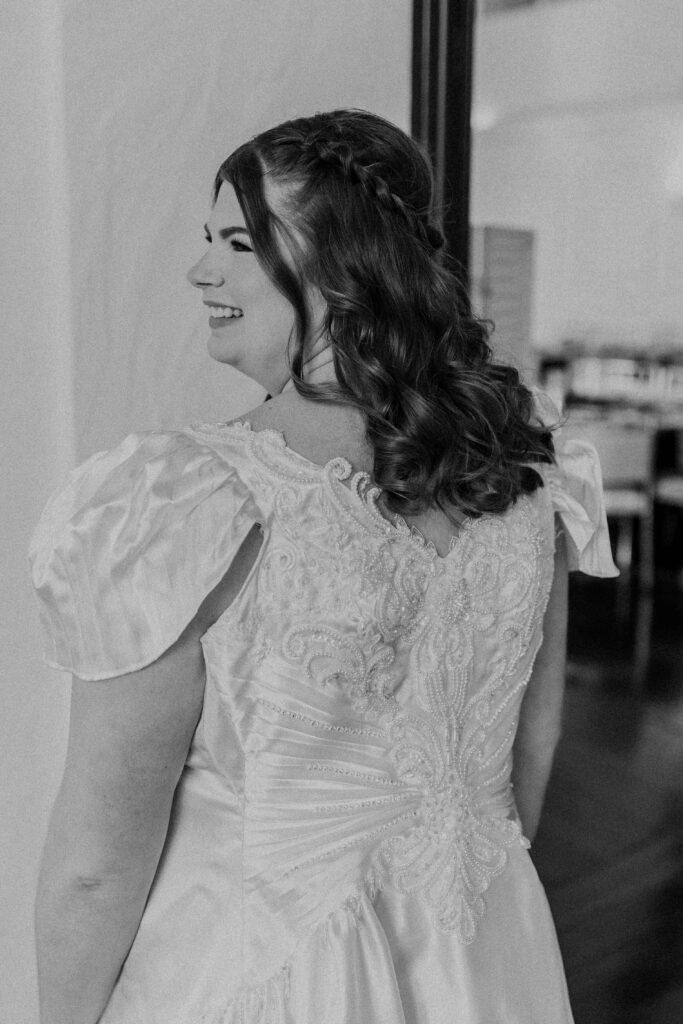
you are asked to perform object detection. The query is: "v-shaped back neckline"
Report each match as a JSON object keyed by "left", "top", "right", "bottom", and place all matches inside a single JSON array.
[{"left": 192, "top": 419, "right": 480, "bottom": 562}]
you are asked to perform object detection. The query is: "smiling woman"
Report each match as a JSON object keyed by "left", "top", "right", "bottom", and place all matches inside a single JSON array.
[
  {"left": 187, "top": 185, "right": 296, "bottom": 393},
  {"left": 29, "top": 109, "right": 617, "bottom": 1024}
]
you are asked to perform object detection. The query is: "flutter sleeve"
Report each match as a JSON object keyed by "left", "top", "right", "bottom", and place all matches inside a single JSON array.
[
  {"left": 28, "top": 430, "right": 261, "bottom": 679},
  {"left": 532, "top": 390, "right": 619, "bottom": 578}
]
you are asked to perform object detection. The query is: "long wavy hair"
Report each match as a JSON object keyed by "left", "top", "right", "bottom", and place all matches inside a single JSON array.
[{"left": 215, "top": 109, "right": 555, "bottom": 518}]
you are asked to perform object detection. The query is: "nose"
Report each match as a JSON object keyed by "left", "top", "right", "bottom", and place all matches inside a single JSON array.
[{"left": 187, "top": 252, "right": 225, "bottom": 289}]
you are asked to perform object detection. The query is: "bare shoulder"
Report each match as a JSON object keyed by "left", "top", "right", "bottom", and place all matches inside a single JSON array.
[{"left": 233, "top": 392, "right": 373, "bottom": 472}]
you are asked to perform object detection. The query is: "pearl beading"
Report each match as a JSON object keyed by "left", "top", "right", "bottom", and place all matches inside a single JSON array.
[{"left": 188, "top": 420, "right": 556, "bottom": 945}]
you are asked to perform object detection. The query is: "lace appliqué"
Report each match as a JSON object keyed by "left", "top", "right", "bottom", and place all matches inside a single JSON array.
[
  {"left": 275, "top": 497, "right": 547, "bottom": 943},
  {"left": 376, "top": 711, "right": 522, "bottom": 943},
  {"left": 227, "top": 605, "right": 272, "bottom": 664},
  {"left": 193, "top": 422, "right": 552, "bottom": 945},
  {"left": 370, "top": 503, "right": 546, "bottom": 941}
]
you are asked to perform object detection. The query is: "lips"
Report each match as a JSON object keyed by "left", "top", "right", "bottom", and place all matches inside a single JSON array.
[{"left": 206, "top": 303, "right": 243, "bottom": 319}]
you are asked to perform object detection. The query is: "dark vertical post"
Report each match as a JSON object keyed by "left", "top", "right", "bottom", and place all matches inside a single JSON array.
[{"left": 412, "top": 0, "right": 475, "bottom": 282}]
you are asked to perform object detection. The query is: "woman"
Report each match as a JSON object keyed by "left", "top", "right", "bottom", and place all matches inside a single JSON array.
[{"left": 30, "top": 109, "right": 617, "bottom": 1024}]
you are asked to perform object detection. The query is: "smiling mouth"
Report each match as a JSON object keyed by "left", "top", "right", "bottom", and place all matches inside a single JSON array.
[{"left": 207, "top": 304, "right": 243, "bottom": 322}]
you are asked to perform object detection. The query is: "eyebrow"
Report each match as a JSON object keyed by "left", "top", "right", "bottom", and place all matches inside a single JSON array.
[{"left": 203, "top": 224, "right": 250, "bottom": 240}]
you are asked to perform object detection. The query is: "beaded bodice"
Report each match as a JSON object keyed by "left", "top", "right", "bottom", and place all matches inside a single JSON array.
[
  {"left": 28, "top": 406, "right": 616, "bottom": 1024},
  {"left": 187, "top": 422, "right": 555, "bottom": 980}
]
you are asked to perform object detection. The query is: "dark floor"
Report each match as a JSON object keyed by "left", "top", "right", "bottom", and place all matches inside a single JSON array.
[{"left": 533, "top": 574, "right": 683, "bottom": 1024}]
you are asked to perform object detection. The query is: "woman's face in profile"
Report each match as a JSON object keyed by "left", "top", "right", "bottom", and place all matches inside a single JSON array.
[{"left": 187, "top": 182, "right": 295, "bottom": 393}]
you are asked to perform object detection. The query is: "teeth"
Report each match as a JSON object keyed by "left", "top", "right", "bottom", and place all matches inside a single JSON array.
[{"left": 209, "top": 305, "right": 243, "bottom": 318}]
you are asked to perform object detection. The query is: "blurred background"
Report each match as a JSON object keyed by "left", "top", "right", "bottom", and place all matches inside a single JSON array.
[
  {"left": 471, "top": 5, "right": 683, "bottom": 1023},
  {"left": 1, "top": 1, "right": 681, "bottom": 1022}
]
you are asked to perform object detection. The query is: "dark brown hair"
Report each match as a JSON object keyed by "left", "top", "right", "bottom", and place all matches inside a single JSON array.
[{"left": 215, "top": 109, "right": 555, "bottom": 518}]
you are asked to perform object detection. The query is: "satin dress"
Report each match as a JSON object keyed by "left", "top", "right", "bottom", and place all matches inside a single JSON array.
[{"left": 30, "top": 415, "right": 617, "bottom": 1024}]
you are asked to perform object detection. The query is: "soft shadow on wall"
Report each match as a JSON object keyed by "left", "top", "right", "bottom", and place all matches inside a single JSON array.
[
  {"left": 64, "top": 0, "right": 413, "bottom": 461},
  {"left": 0, "top": 3, "right": 412, "bottom": 1023}
]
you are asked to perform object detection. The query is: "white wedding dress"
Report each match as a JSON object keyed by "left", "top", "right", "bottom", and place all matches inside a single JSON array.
[{"left": 30, "top": 416, "right": 617, "bottom": 1023}]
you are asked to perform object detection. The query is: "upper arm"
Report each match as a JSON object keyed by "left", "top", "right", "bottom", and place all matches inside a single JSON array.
[
  {"left": 49, "top": 524, "right": 265, "bottom": 882},
  {"left": 53, "top": 624, "right": 207, "bottom": 881},
  {"left": 30, "top": 430, "right": 267, "bottom": 890}
]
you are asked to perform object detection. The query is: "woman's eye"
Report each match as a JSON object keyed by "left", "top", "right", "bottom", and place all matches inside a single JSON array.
[{"left": 231, "top": 238, "right": 253, "bottom": 253}]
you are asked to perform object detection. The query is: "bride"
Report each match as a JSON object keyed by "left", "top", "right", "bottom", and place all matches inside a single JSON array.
[{"left": 30, "top": 108, "right": 616, "bottom": 1024}]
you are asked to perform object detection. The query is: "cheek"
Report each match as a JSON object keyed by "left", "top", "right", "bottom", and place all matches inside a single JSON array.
[
  {"left": 239, "top": 267, "right": 297, "bottom": 345},
  {"left": 258, "top": 290, "right": 296, "bottom": 337}
]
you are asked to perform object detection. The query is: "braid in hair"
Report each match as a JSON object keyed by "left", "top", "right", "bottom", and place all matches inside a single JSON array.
[
  {"left": 216, "top": 109, "right": 555, "bottom": 519},
  {"left": 301, "top": 129, "right": 445, "bottom": 253}
]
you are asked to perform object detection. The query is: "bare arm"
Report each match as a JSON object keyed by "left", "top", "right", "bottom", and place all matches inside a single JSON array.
[
  {"left": 512, "top": 525, "right": 569, "bottom": 843},
  {"left": 35, "top": 622, "right": 207, "bottom": 1024},
  {"left": 35, "top": 525, "right": 263, "bottom": 1024}
]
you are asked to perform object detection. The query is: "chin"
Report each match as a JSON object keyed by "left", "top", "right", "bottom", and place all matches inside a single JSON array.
[{"left": 207, "top": 334, "right": 239, "bottom": 365}]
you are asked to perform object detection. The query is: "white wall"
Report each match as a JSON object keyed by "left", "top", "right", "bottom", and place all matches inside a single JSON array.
[
  {"left": 1, "top": 3, "right": 74, "bottom": 1022},
  {"left": 0, "top": 3, "right": 411, "bottom": 1021},
  {"left": 64, "top": 0, "right": 412, "bottom": 458},
  {"left": 472, "top": 0, "right": 683, "bottom": 352}
]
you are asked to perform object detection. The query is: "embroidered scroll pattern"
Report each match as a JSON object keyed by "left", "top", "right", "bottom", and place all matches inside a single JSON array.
[
  {"left": 375, "top": 505, "right": 546, "bottom": 942},
  {"left": 193, "top": 423, "right": 552, "bottom": 944}
]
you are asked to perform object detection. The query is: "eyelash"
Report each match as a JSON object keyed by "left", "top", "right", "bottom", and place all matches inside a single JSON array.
[{"left": 203, "top": 235, "right": 253, "bottom": 253}]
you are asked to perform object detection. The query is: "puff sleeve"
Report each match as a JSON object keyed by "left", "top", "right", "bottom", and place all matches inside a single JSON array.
[
  {"left": 28, "top": 430, "right": 261, "bottom": 679},
  {"left": 533, "top": 390, "right": 619, "bottom": 578}
]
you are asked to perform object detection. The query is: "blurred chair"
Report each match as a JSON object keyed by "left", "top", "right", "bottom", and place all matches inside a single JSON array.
[
  {"left": 655, "top": 424, "right": 683, "bottom": 511},
  {"left": 565, "top": 408, "right": 657, "bottom": 589},
  {"left": 565, "top": 407, "right": 657, "bottom": 689},
  {"left": 569, "top": 356, "right": 648, "bottom": 404},
  {"left": 654, "top": 467, "right": 683, "bottom": 583},
  {"left": 656, "top": 473, "right": 683, "bottom": 510}
]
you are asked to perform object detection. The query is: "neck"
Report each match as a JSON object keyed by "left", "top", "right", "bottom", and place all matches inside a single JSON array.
[{"left": 282, "top": 342, "right": 337, "bottom": 391}]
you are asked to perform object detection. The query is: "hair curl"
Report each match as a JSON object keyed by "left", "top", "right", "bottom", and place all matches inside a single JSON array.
[{"left": 215, "top": 109, "right": 555, "bottom": 519}]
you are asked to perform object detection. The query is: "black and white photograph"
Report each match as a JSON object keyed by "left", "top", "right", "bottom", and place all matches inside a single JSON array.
[{"left": 2, "top": 2, "right": 682, "bottom": 1022}]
